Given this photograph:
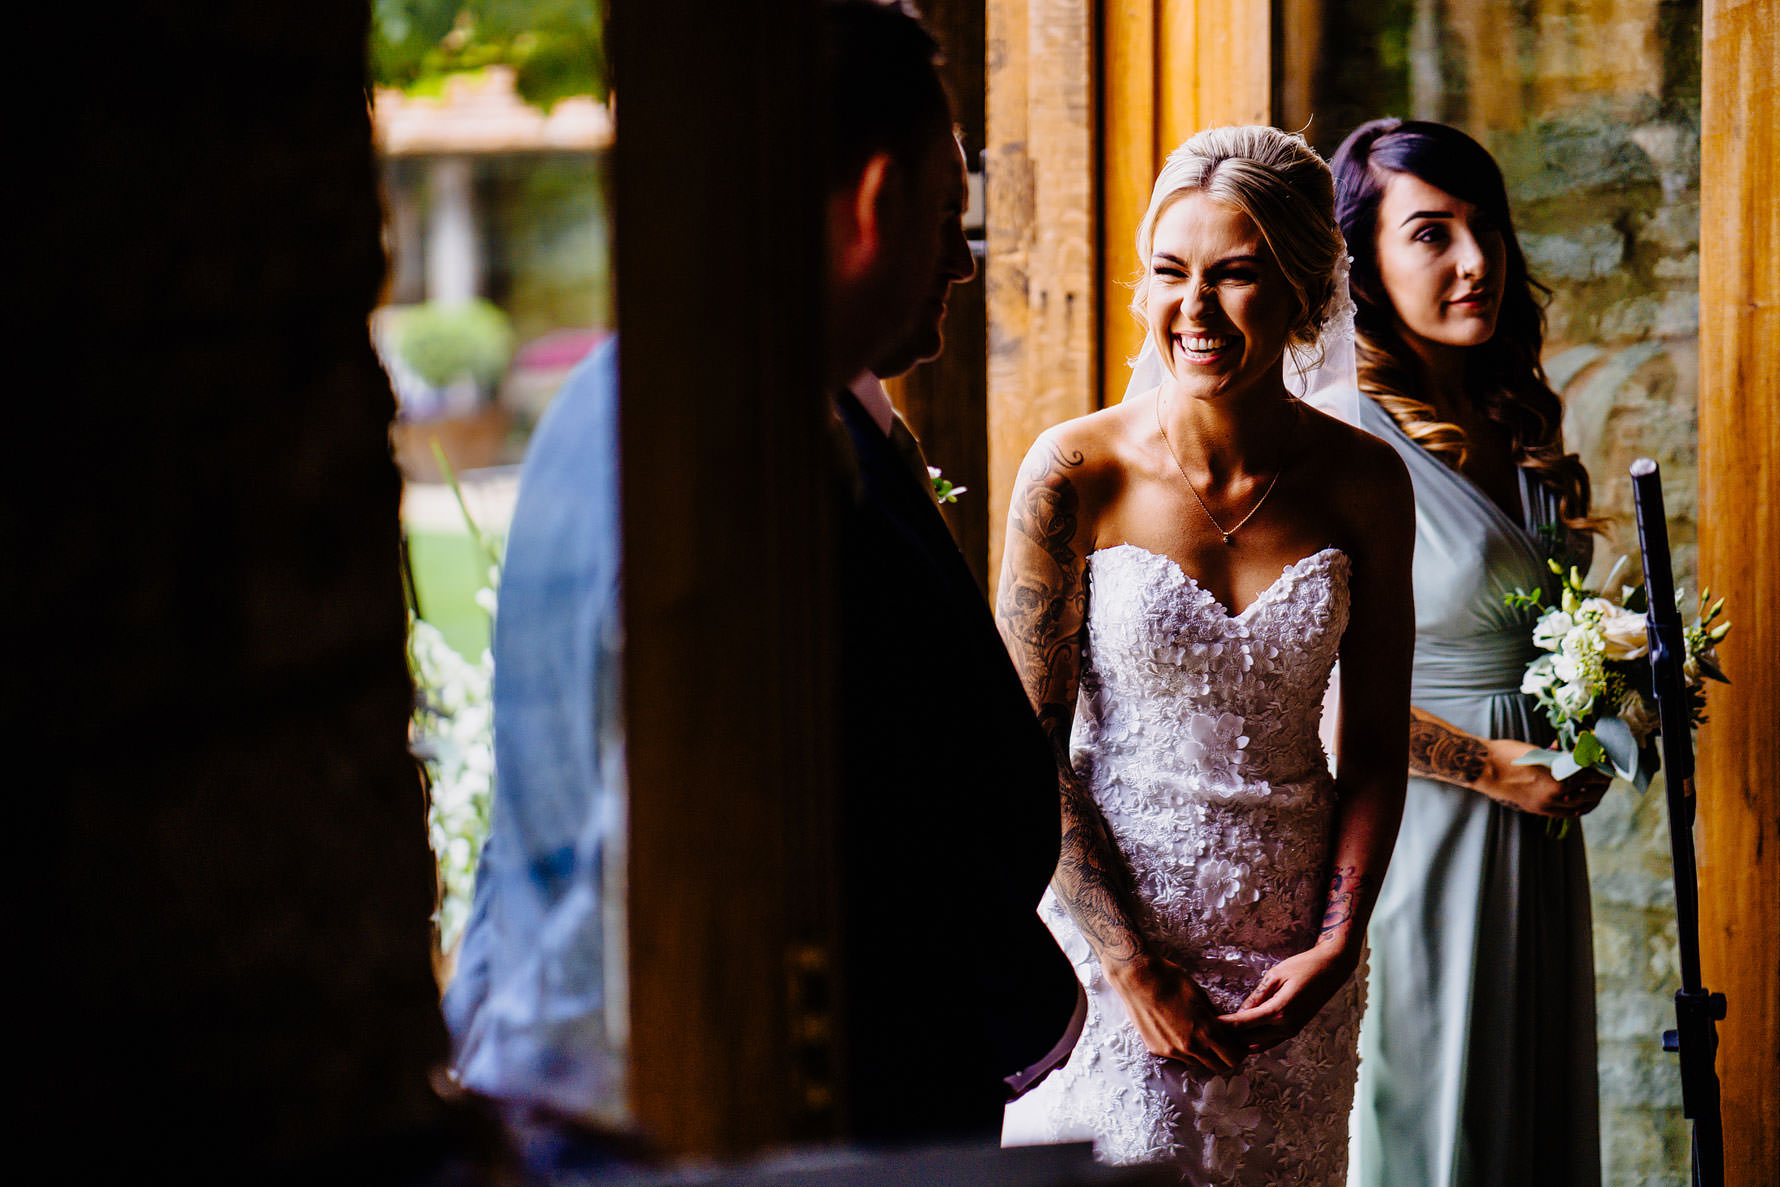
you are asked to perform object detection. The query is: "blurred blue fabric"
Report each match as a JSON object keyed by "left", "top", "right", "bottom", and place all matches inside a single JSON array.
[{"left": 443, "top": 339, "right": 626, "bottom": 1121}]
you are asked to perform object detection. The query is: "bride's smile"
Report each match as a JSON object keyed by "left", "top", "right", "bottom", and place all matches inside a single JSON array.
[
  {"left": 1174, "top": 332, "right": 1237, "bottom": 365},
  {"left": 1144, "top": 191, "right": 1301, "bottom": 404}
]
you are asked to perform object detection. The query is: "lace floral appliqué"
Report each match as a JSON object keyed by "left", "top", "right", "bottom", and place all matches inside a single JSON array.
[{"left": 1005, "top": 545, "right": 1362, "bottom": 1185}]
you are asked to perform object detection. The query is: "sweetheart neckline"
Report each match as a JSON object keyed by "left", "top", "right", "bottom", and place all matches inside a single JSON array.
[{"left": 1088, "top": 542, "right": 1348, "bottom": 621}]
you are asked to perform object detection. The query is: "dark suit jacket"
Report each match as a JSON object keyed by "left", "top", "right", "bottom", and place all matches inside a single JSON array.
[{"left": 832, "top": 391, "right": 1081, "bottom": 1143}]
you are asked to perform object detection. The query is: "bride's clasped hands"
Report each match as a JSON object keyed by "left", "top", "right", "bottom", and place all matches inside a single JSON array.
[
  {"left": 1109, "top": 928, "right": 1364, "bottom": 1070},
  {"left": 1218, "top": 936, "right": 1363, "bottom": 1055},
  {"left": 1107, "top": 951, "right": 1246, "bottom": 1076}
]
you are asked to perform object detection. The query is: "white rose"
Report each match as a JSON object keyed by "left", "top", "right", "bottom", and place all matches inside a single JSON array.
[
  {"left": 1598, "top": 607, "right": 1650, "bottom": 660},
  {"left": 1578, "top": 597, "right": 1617, "bottom": 620},
  {"left": 1532, "top": 611, "right": 1574, "bottom": 651},
  {"left": 1561, "top": 624, "right": 1604, "bottom": 659},
  {"left": 1554, "top": 681, "right": 1594, "bottom": 716},
  {"left": 1521, "top": 656, "right": 1557, "bottom": 696}
]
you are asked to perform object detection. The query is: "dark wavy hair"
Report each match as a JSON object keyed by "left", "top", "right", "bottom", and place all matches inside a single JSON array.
[{"left": 1331, "top": 118, "right": 1598, "bottom": 532}]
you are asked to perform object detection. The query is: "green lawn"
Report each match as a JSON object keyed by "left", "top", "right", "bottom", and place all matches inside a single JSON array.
[{"left": 406, "top": 527, "right": 497, "bottom": 658}]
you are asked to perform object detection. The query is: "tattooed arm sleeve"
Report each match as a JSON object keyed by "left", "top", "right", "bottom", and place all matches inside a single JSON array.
[
  {"left": 995, "top": 437, "right": 1151, "bottom": 970},
  {"left": 1312, "top": 445, "right": 1416, "bottom": 965},
  {"left": 1407, "top": 707, "right": 1491, "bottom": 788}
]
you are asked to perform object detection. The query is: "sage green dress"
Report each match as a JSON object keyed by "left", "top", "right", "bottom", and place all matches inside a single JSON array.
[{"left": 1351, "top": 398, "right": 1600, "bottom": 1187}]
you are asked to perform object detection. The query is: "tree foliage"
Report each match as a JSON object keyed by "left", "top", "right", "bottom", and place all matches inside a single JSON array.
[{"left": 371, "top": 0, "right": 607, "bottom": 110}]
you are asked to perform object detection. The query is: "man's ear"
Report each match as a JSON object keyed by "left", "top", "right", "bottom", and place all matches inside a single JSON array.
[{"left": 830, "top": 151, "right": 898, "bottom": 281}]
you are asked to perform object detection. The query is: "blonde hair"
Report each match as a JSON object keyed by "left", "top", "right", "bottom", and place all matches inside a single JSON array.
[{"left": 1132, "top": 125, "right": 1344, "bottom": 361}]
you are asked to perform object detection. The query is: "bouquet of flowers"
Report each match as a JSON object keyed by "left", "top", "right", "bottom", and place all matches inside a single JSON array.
[{"left": 1508, "top": 557, "right": 1730, "bottom": 835}]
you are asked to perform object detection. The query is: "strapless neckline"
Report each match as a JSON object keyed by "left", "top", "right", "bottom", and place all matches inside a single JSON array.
[
  {"left": 1089, "top": 542, "right": 1347, "bottom": 620},
  {"left": 1008, "top": 535, "right": 1362, "bottom": 1177}
]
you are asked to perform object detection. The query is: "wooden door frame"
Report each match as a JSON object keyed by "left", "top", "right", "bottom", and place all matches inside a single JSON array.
[
  {"left": 1697, "top": 1, "right": 1778, "bottom": 1179},
  {"left": 985, "top": 0, "right": 1271, "bottom": 581},
  {"left": 614, "top": 0, "right": 842, "bottom": 1156}
]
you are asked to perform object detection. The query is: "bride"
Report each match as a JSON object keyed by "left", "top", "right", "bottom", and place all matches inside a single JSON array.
[{"left": 998, "top": 125, "right": 1414, "bottom": 1181}]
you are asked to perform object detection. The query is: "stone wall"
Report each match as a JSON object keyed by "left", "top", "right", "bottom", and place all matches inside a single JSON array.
[
  {"left": 1517, "top": 92, "right": 1700, "bottom": 1187},
  {"left": 1319, "top": 2, "right": 1703, "bottom": 1182}
]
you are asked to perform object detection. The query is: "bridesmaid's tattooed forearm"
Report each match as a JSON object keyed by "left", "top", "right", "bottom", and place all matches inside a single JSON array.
[
  {"left": 1408, "top": 714, "right": 1488, "bottom": 786},
  {"left": 1318, "top": 864, "right": 1362, "bottom": 946}
]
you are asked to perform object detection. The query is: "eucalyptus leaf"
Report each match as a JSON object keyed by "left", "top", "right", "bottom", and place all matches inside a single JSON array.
[
  {"left": 1593, "top": 716, "right": 1641, "bottom": 779},
  {"left": 1514, "top": 748, "right": 1561, "bottom": 768},
  {"left": 1551, "top": 751, "right": 1582, "bottom": 781},
  {"left": 1573, "top": 730, "right": 1607, "bottom": 768}
]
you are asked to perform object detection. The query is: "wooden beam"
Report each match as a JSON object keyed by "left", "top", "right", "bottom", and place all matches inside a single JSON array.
[
  {"left": 1273, "top": 0, "right": 1325, "bottom": 137},
  {"left": 614, "top": 0, "right": 841, "bottom": 1156},
  {"left": 1101, "top": 0, "right": 1158, "bottom": 410},
  {"left": 987, "top": 0, "right": 1099, "bottom": 581},
  {"left": 1697, "top": 1, "right": 1779, "bottom": 1181},
  {"left": 1101, "top": 0, "right": 1273, "bottom": 409}
]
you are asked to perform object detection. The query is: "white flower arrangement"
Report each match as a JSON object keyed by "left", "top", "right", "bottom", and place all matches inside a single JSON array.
[
  {"left": 409, "top": 567, "right": 498, "bottom": 954},
  {"left": 409, "top": 443, "right": 503, "bottom": 955},
  {"left": 1509, "top": 556, "right": 1729, "bottom": 836}
]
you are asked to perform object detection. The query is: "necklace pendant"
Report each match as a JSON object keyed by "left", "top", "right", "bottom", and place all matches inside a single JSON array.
[{"left": 1222, "top": 532, "right": 1235, "bottom": 546}]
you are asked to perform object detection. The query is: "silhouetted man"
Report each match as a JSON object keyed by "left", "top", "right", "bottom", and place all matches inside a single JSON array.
[
  {"left": 446, "top": 0, "right": 1080, "bottom": 1151},
  {"left": 819, "top": 0, "right": 1082, "bottom": 1143}
]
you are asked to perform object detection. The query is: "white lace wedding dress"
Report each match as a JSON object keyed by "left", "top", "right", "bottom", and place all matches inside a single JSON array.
[{"left": 1003, "top": 543, "right": 1363, "bottom": 1184}]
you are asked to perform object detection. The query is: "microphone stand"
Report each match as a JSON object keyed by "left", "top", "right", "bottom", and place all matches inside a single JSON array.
[{"left": 1630, "top": 458, "right": 1727, "bottom": 1187}]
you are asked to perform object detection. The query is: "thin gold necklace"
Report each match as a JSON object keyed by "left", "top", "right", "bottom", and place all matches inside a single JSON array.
[{"left": 1155, "top": 390, "right": 1298, "bottom": 546}]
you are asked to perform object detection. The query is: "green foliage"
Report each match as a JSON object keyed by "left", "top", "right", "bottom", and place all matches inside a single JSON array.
[
  {"left": 1503, "top": 586, "right": 1546, "bottom": 613},
  {"left": 407, "top": 528, "right": 494, "bottom": 657},
  {"left": 394, "top": 299, "right": 516, "bottom": 389},
  {"left": 371, "top": 0, "right": 608, "bottom": 110}
]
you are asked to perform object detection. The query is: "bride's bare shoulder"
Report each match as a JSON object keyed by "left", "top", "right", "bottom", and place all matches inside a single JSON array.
[
  {"left": 1290, "top": 402, "right": 1414, "bottom": 560},
  {"left": 1016, "top": 399, "right": 1148, "bottom": 500},
  {"left": 1296, "top": 401, "right": 1409, "bottom": 495}
]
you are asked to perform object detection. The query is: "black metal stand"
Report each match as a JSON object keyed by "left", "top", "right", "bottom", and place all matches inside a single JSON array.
[{"left": 1630, "top": 459, "right": 1727, "bottom": 1187}]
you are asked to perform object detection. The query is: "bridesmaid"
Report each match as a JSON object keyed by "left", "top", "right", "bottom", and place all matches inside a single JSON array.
[{"left": 1333, "top": 119, "right": 1609, "bottom": 1187}]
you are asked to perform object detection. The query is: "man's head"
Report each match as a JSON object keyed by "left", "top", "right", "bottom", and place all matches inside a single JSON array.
[{"left": 820, "top": 1, "right": 975, "bottom": 387}]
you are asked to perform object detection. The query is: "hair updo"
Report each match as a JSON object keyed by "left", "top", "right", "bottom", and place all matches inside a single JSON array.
[{"left": 1132, "top": 125, "right": 1345, "bottom": 366}]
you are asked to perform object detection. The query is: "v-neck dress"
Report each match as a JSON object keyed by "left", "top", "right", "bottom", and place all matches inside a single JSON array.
[{"left": 1350, "top": 398, "right": 1600, "bottom": 1187}]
